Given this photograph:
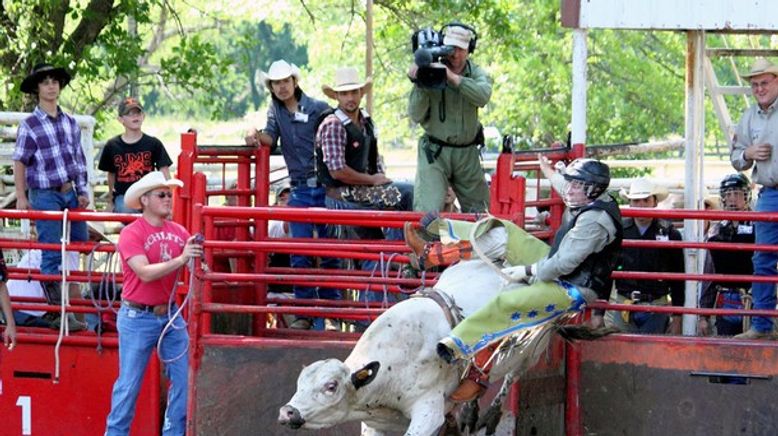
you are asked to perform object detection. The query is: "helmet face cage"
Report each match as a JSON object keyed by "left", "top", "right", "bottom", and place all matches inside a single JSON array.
[
  {"left": 562, "top": 178, "right": 606, "bottom": 208},
  {"left": 719, "top": 174, "right": 751, "bottom": 211},
  {"left": 720, "top": 186, "right": 750, "bottom": 211}
]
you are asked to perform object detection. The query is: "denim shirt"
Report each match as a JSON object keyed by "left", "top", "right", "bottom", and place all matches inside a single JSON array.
[{"left": 264, "top": 93, "right": 330, "bottom": 181}]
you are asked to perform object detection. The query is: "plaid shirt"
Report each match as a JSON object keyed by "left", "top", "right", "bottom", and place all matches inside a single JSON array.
[
  {"left": 13, "top": 106, "right": 88, "bottom": 195},
  {"left": 317, "top": 109, "right": 384, "bottom": 173}
]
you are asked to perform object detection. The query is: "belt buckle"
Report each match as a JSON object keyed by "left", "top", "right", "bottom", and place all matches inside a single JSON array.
[{"left": 153, "top": 305, "right": 167, "bottom": 316}]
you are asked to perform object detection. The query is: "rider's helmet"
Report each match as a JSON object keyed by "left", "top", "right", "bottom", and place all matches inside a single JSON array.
[
  {"left": 561, "top": 158, "right": 611, "bottom": 208},
  {"left": 719, "top": 173, "right": 751, "bottom": 211}
]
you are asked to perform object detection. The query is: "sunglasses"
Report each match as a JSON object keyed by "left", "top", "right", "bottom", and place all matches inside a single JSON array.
[{"left": 146, "top": 191, "right": 173, "bottom": 199}]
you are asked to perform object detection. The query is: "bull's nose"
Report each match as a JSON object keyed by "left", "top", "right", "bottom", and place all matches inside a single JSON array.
[{"left": 278, "top": 405, "right": 305, "bottom": 428}]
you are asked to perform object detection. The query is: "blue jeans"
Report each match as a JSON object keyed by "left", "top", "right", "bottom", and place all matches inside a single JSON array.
[
  {"left": 29, "top": 188, "right": 88, "bottom": 278},
  {"left": 105, "top": 305, "right": 189, "bottom": 436},
  {"left": 630, "top": 311, "right": 669, "bottom": 334},
  {"left": 325, "top": 182, "right": 413, "bottom": 304},
  {"left": 287, "top": 186, "right": 340, "bottom": 300},
  {"left": 13, "top": 311, "right": 52, "bottom": 328},
  {"left": 752, "top": 187, "right": 778, "bottom": 333},
  {"left": 113, "top": 194, "right": 140, "bottom": 214}
]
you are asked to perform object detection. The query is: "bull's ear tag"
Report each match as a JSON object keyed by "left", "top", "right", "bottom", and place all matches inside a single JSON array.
[{"left": 351, "top": 361, "right": 381, "bottom": 390}]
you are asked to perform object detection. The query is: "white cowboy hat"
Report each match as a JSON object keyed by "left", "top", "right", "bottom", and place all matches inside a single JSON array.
[
  {"left": 740, "top": 58, "right": 778, "bottom": 79},
  {"left": 259, "top": 60, "right": 301, "bottom": 91},
  {"left": 619, "top": 177, "right": 669, "bottom": 202},
  {"left": 124, "top": 171, "right": 184, "bottom": 210},
  {"left": 322, "top": 67, "right": 372, "bottom": 100}
]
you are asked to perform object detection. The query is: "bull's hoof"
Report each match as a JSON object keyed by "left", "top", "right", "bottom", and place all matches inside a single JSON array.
[
  {"left": 438, "top": 412, "right": 461, "bottom": 436},
  {"left": 459, "top": 399, "right": 479, "bottom": 433}
]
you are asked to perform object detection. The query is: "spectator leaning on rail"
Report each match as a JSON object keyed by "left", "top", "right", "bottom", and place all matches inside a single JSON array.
[
  {"left": 13, "top": 63, "right": 88, "bottom": 332},
  {"left": 407, "top": 23, "right": 492, "bottom": 213},
  {"left": 244, "top": 60, "right": 340, "bottom": 330},
  {"left": 698, "top": 173, "right": 755, "bottom": 336},
  {"left": 730, "top": 58, "right": 778, "bottom": 340},
  {"left": 315, "top": 67, "right": 413, "bottom": 307},
  {"left": 105, "top": 171, "right": 202, "bottom": 436},
  {"left": 601, "top": 178, "right": 685, "bottom": 335},
  {"left": 405, "top": 156, "right": 621, "bottom": 401},
  {"left": 98, "top": 96, "right": 173, "bottom": 213}
]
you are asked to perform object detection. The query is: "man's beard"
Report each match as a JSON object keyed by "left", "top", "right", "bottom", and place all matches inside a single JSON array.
[{"left": 339, "top": 104, "right": 359, "bottom": 114}]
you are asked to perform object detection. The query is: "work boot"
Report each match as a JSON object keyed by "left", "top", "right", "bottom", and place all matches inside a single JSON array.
[
  {"left": 44, "top": 313, "right": 87, "bottom": 333},
  {"left": 404, "top": 223, "right": 472, "bottom": 270},
  {"left": 450, "top": 371, "right": 488, "bottom": 402},
  {"left": 289, "top": 317, "right": 312, "bottom": 330},
  {"left": 442, "top": 341, "right": 499, "bottom": 402},
  {"left": 734, "top": 328, "right": 777, "bottom": 340}
]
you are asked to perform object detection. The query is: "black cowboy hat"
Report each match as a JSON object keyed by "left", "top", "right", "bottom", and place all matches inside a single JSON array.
[{"left": 20, "top": 63, "right": 72, "bottom": 94}]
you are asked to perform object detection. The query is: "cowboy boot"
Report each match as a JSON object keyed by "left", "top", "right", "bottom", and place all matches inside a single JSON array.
[
  {"left": 449, "top": 343, "right": 498, "bottom": 402},
  {"left": 404, "top": 223, "right": 472, "bottom": 270}
]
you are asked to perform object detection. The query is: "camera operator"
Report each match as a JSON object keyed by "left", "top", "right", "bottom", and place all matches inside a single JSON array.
[{"left": 407, "top": 23, "right": 492, "bottom": 213}]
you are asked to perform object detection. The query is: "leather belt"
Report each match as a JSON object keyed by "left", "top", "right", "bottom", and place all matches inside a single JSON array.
[
  {"left": 42, "top": 181, "right": 73, "bottom": 193},
  {"left": 617, "top": 290, "right": 664, "bottom": 304},
  {"left": 325, "top": 186, "right": 348, "bottom": 200},
  {"left": 122, "top": 299, "right": 168, "bottom": 316},
  {"left": 290, "top": 177, "right": 320, "bottom": 188}
]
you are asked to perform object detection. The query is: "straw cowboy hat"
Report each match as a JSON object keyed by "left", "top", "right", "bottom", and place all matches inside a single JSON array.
[
  {"left": 124, "top": 171, "right": 184, "bottom": 210},
  {"left": 322, "top": 67, "right": 372, "bottom": 100},
  {"left": 20, "top": 63, "right": 72, "bottom": 94},
  {"left": 259, "top": 60, "right": 301, "bottom": 91},
  {"left": 619, "top": 177, "right": 669, "bottom": 202},
  {"left": 740, "top": 58, "right": 778, "bottom": 79}
]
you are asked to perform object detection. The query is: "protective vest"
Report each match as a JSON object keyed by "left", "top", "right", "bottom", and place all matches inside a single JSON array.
[
  {"left": 548, "top": 198, "right": 623, "bottom": 300},
  {"left": 315, "top": 108, "right": 378, "bottom": 188},
  {"left": 615, "top": 218, "right": 684, "bottom": 300},
  {"left": 708, "top": 220, "right": 754, "bottom": 289}
]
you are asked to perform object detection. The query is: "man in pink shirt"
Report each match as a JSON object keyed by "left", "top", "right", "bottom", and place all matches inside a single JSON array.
[{"left": 105, "top": 171, "right": 202, "bottom": 436}]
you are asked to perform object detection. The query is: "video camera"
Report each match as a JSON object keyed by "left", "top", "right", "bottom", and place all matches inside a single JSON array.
[{"left": 411, "top": 28, "right": 454, "bottom": 89}]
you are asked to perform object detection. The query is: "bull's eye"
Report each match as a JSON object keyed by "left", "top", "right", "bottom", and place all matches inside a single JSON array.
[{"left": 324, "top": 381, "right": 338, "bottom": 394}]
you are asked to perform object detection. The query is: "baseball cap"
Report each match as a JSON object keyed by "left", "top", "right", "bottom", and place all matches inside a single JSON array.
[{"left": 118, "top": 97, "right": 144, "bottom": 116}]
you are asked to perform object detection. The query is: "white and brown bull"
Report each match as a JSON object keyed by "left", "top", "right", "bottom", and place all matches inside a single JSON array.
[{"left": 278, "top": 260, "right": 506, "bottom": 436}]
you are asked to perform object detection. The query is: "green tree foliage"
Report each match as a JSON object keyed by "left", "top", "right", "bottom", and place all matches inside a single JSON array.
[
  {"left": 144, "top": 21, "right": 309, "bottom": 120},
  {"left": 0, "top": 0, "right": 226, "bottom": 130},
  {"left": 3, "top": 0, "right": 770, "bottom": 153}
]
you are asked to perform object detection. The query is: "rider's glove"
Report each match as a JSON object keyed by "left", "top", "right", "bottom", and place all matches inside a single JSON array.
[{"left": 502, "top": 263, "right": 536, "bottom": 282}]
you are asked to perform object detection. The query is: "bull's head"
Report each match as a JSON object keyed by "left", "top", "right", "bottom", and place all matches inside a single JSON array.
[{"left": 279, "top": 359, "right": 380, "bottom": 429}]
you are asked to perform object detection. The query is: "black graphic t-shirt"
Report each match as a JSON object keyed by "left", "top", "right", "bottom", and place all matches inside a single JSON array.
[{"left": 98, "top": 134, "right": 173, "bottom": 195}]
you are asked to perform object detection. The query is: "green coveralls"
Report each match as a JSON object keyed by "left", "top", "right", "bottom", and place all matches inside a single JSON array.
[{"left": 408, "top": 60, "right": 492, "bottom": 213}]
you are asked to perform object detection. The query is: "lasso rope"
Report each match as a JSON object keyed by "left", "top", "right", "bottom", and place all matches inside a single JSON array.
[{"left": 53, "top": 208, "right": 71, "bottom": 383}]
